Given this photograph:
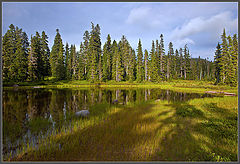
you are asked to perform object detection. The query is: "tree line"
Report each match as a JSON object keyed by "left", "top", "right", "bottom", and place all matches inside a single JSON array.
[
  {"left": 214, "top": 29, "right": 238, "bottom": 86},
  {"left": 2, "top": 23, "right": 237, "bottom": 86}
]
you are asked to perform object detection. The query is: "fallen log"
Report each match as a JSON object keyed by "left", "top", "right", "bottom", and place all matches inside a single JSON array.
[{"left": 205, "top": 91, "right": 236, "bottom": 96}]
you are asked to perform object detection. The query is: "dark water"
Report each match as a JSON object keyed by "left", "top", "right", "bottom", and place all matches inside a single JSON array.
[{"left": 2, "top": 87, "right": 218, "bottom": 157}]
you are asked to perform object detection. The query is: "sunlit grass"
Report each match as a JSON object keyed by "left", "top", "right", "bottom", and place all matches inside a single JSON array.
[
  {"left": 7, "top": 94, "right": 237, "bottom": 161},
  {"left": 3, "top": 79, "right": 237, "bottom": 95}
]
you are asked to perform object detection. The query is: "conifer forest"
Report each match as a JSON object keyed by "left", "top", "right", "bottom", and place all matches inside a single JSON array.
[{"left": 2, "top": 23, "right": 238, "bottom": 86}]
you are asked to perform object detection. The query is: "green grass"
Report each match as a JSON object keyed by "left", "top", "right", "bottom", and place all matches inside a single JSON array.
[
  {"left": 28, "top": 117, "right": 52, "bottom": 134},
  {"left": 4, "top": 79, "right": 238, "bottom": 95},
  {"left": 8, "top": 95, "right": 237, "bottom": 161}
]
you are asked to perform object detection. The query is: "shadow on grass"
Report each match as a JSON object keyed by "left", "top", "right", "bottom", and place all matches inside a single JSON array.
[
  {"left": 151, "top": 102, "right": 237, "bottom": 161},
  {"left": 15, "top": 100, "right": 237, "bottom": 161}
]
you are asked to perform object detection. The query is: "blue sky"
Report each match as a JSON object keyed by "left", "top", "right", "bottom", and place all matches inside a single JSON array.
[{"left": 2, "top": 2, "right": 238, "bottom": 60}]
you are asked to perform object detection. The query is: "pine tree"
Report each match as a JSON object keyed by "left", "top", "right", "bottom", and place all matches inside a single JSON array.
[
  {"left": 168, "top": 42, "right": 174, "bottom": 79},
  {"left": 112, "top": 40, "right": 117, "bottom": 81},
  {"left": 232, "top": 34, "right": 238, "bottom": 86},
  {"left": 13, "top": 28, "right": 29, "bottom": 81},
  {"left": 160, "top": 34, "right": 166, "bottom": 80},
  {"left": 214, "top": 43, "right": 221, "bottom": 84},
  {"left": 197, "top": 56, "right": 203, "bottom": 80},
  {"left": 136, "top": 39, "right": 143, "bottom": 82},
  {"left": 3, "top": 24, "right": 29, "bottom": 82},
  {"left": 88, "top": 23, "right": 101, "bottom": 82},
  {"left": 41, "top": 31, "right": 50, "bottom": 78},
  {"left": 56, "top": 41, "right": 65, "bottom": 80},
  {"left": 183, "top": 44, "right": 190, "bottom": 80},
  {"left": 83, "top": 30, "right": 90, "bottom": 80},
  {"left": 118, "top": 35, "right": 131, "bottom": 81},
  {"left": 112, "top": 40, "right": 123, "bottom": 81},
  {"left": 71, "top": 45, "right": 78, "bottom": 80},
  {"left": 213, "top": 30, "right": 238, "bottom": 86},
  {"left": 128, "top": 47, "right": 135, "bottom": 82},
  {"left": 102, "top": 34, "right": 112, "bottom": 81},
  {"left": 95, "top": 24, "right": 102, "bottom": 82},
  {"left": 149, "top": 41, "right": 158, "bottom": 82},
  {"left": 219, "top": 29, "right": 228, "bottom": 83},
  {"left": 65, "top": 43, "right": 71, "bottom": 80},
  {"left": 144, "top": 49, "right": 149, "bottom": 81},
  {"left": 2, "top": 24, "right": 16, "bottom": 82},
  {"left": 155, "top": 39, "right": 160, "bottom": 79},
  {"left": 226, "top": 35, "right": 235, "bottom": 86},
  {"left": 50, "top": 29, "right": 65, "bottom": 80},
  {"left": 78, "top": 42, "right": 85, "bottom": 80},
  {"left": 98, "top": 53, "right": 103, "bottom": 82},
  {"left": 36, "top": 32, "right": 45, "bottom": 80},
  {"left": 175, "top": 49, "right": 180, "bottom": 78},
  {"left": 179, "top": 48, "right": 184, "bottom": 78},
  {"left": 28, "top": 32, "right": 42, "bottom": 81}
]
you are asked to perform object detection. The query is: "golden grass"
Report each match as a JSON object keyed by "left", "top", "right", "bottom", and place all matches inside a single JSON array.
[{"left": 8, "top": 95, "right": 238, "bottom": 161}]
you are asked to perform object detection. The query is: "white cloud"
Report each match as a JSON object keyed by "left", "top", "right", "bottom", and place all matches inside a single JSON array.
[
  {"left": 126, "top": 7, "right": 151, "bottom": 24},
  {"left": 170, "top": 11, "right": 238, "bottom": 45},
  {"left": 126, "top": 6, "right": 162, "bottom": 29}
]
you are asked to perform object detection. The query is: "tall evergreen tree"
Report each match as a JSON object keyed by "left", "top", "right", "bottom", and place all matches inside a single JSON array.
[
  {"left": 65, "top": 43, "right": 71, "bottom": 80},
  {"left": 179, "top": 48, "right": 184, "bottom": 78},
  {"left": 214, "top": 43, "right": 221, "bottom": 84},
  {"left": 197, "top": 56, "right": 203, "bottom": 80},
  {"left": 128, "top": 47, "right": 135, "bottom": 82},
  {"left": 226, "top": 35, "right": 235, "bottom": 85},
  {"left": 28, "top": 32, "right": 42, "bottom": 81},
  {"left": 41, "top": 31, "right": 51, "bottom": 78},
  {"left": 150, "top": 41, "right": 158, "bottom": 82},
  {"left": 144, "top": 49, "right": 149, "bottom": 81},
  {"left": 3, "top": 24, "right": 29, "bottom": 82},
  {"left": 219, "top": 29, "right": 228, "bottom": 83},
  {"left": 102, "top": 34, "right": 112, "bottom": 81},
  {"left": 56, "top": 41, "right": 65, "bottom": 80},
  {"left": 83, "top": 30, "right": 90, "bottom": 79},
  {"left": 14, "top": 27, "right": 29, "bottom": 81},
  {"left": 78, "top": 42, "right": 85, "bottom": 80},
  {"left": 136, "top": 39, "right": 143, "bottom": 82},
  {"left": 183, "top": 44, "right": 191, "bottom": 80},
  {"left": 118, "top": 35, "right": 131, "bottom": 81},
  {"left": 168, "top": 42, "right": 174, "bottom": 79},
  {"left": 50, "top": 29, "right": 65, "bottom": 80},
  {"left": 70, "top": 45, "right": 78, "bottom": 80},
  {"left": 232, "top": 34, "right": 238, "bottom": 86},
  {"left": 2, "top": 24, "right": 16, "bottom": 82},
  {"left": 112, "top": 40, "right": 123, "bottom": 81},
  {"left": 175, "top": 49, "right": 180, "bottom": 78},
  {"left": 160, "top": 34, "right": 166, "bottom": 80},
  {"left": 88, "top": 23, "right": 101, "bottom": 82}
]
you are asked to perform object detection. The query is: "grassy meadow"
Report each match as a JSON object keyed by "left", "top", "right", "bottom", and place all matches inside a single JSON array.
[
  {"left": 4, "top": 79, "right": 238, "bottom": 94},
  {"left": 3, "top": 80, "right": 238, "bottom": 161}
]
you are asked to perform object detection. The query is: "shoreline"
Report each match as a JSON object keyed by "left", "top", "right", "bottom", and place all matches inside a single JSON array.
[{"left": 3, "top": 82, "right": 238, "bottom": 95}]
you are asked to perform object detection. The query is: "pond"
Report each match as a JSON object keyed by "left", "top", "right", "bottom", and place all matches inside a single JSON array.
[{"left": 2, "top": 87, "right": 219, "bottom": 158}]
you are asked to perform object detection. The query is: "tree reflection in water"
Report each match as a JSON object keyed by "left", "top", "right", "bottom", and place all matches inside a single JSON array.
[{"left": 2, "top": 88, "right": 217, "bottom": 157}]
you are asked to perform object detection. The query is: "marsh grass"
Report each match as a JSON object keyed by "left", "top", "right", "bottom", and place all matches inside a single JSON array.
[
  {"left": 9, "top": 95, "right": 237, "bottom": 161},
  {"left": 3, "top": 80, "right": 237, "bottom": 95},
  {"left": 28, "top": 117, "right": 52, "bottom": 134}
]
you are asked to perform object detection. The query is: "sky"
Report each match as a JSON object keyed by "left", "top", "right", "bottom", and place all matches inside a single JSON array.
[{"left": 2, "top": 2, "right": 238, "bottom": 61}]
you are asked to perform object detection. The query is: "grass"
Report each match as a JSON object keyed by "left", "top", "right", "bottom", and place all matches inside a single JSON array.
[
  {"left": 3, "top": 79, "right": 238, "bottom": 95},
  {"left": 8, "top": 95, "right": 238, "bottom": 161}
]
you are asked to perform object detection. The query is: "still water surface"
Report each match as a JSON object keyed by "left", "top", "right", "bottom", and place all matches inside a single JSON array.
[{"left": 3, "top": 87, "right": 218, "bottom": 157}]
